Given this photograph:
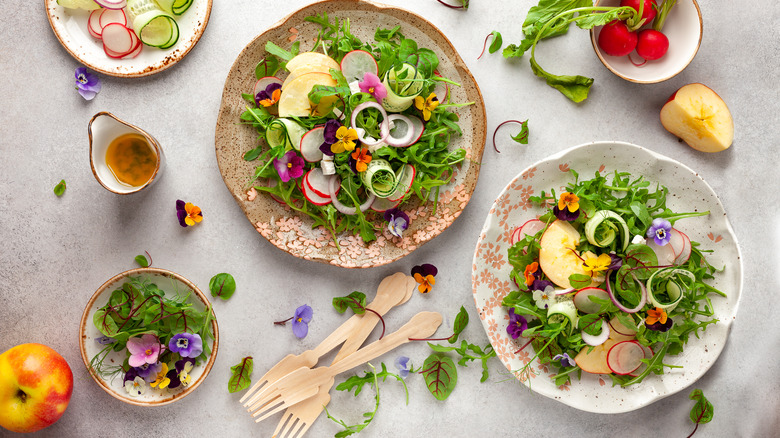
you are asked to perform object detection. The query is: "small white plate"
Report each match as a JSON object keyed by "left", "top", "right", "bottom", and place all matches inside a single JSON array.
[
  {"left": 45, "top": 0, "right": 212, "bottom": 77},
  {"left": 472, "top": 141, "right": 742, "bottom": 413}
]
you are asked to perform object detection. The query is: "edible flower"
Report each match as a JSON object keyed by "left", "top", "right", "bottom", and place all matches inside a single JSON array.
[
  {"left": 273, "top": 150, "right": 305, "bottom": 182},
  {"left": 96, "top": 336, "right": 115, "bottom": 345},
  {"left": 75, "top": 67, "right": 101, "bottom": 100},
  {"left": 384, "top": 208, "right": 409, "bottom": 238},
  {"left": 331, "top": 126, "right": 359, "bottom": 154},
  {"left": 255, "top": 82, "right": 281, "bottom": 108},
  {"left": 506, "top": 307, "right": 528, "bottom": 339},
  {"left": 319, "top": 119, "right": 341, "bottom": 156},
  {"left": 126, "top": 334, "right": 161, "bottom": 368},
  {"left": 395, "top": 356, "right": 410, "bottom": 379},
  {"left": 523, "top": 262, "right": 540, "bottom": 286},
  {"left": 582, "top": 253, "right": 612, "bottom": 277},
  {"left": 411, "top": 263, "right": 438, "bottom": 294},
  {"left": 169, "top": 332, "right": 203, "bottom": 358},
  {"left": 645, "top": 307, "right": 673, "bottom": 332},
  {"left": 175, "top": 358, "right": 196, "bottom": 388},
  {"left": 150, "top": 362, "right": 171, "bottom": 389},
  {"left": 135, "top": 362, "right": 162, "bottom": 383},
  {"left": 414, "top": 92, "right": 439, "bottom": 121},
  {"left": 646, "top": 218, "right": 673, "bottom": 246},
  {"left": 553, "top": 192, "right": 580, "bottom": 221},
  {"left": 124, "top": 376, "right": 147, "bottom": 397},
  {"left": 532, "top": 285, "right": 555, "bottom": 309},
  {"left": 350, "top": 146, "right": 372, "bottom": 173},
  {"left": 607, "top": 252, "right": 623, "bottom": 271},
  {"left": 292, "top": 304, "right": 313, "bottom": 339},
  {"left": 176, "top": 200, "right": 203, "bottom": 227},
  {"left": 552, "top": 352, "right": 576, "bottom": 368},
  {"left": 531, "top": 278, "right": 554, "bottom": 292},
  {"left": 358, "top": 72, "right": 388, "bottom": 102}
]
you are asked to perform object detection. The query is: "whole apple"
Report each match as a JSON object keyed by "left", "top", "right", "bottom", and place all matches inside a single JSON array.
[{"left": 0, "top": 343, "right": 73, "bottom": 433}]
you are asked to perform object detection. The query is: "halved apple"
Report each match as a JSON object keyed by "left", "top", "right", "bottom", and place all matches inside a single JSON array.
[
  {"left": 539, "top": 220, "right": 600, "bottom": 289},
  {"left": 574, "top": 338, "right": 618, "bottom": 374},
  {"left": 285, "top": 52, "right": 340, "bottom": 74},
  {"left": 660, "top": 83, "right": 734, "bottom": 153},
  {"left": 278, "top": 72, "right": 338, "bottom": 117}
]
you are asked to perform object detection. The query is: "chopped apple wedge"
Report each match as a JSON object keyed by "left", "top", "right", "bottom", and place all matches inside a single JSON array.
[
  {"left": 278, "top": 72, "right": 338, "bottom": 117},
  {"left": 539, "top": 220, "right": 600, "bottom": 289},
  {"left": 285, "top": 52, "right": 340, "bottom": 74},
  {"left": 660, "top": 83, "right": 734, "bottom": 153},
  {"left": 575, "top": 338, "right": 618, "bottom": 374}
]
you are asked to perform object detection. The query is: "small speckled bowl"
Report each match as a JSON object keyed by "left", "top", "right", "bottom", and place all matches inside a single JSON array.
[
  {"left": 79, "top": 268, "right": 219, "bottom": 406},
  {"left": 590, "top": 0, "right": 702, "bottom": 83},
  {"left": 89, "top": 111, "right": 165, "bottom": 194}
]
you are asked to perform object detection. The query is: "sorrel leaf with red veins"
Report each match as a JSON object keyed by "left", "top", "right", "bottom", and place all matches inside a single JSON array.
[
  {"left": 228, "top": 356, "right": 254, "bottom": 393},
  {"left": 53, "top": 179, "right": 66, "bottom": 196},
  {"left": 421, "top": 353, "right": 457, "bottom": 400},
  {"left": 209, "top": 273, "right": 236, "bottom": 301},
  {"left": 687, "top": 389, "right": 714, "bottom": 437},
  {"left": 449, "top": 306, "right": 469, "bottom": 344},
  {"left": 333, "top": 291, "right": 368, "bottom": 315}
]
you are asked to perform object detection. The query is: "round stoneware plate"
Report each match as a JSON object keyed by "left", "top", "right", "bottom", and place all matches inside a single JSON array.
[
  {"left": 215, "top": 0, "right": 486, "bottom": 268},
  {"left": 45, "top": 0, "right": 212, "bottom": 77},
  {"left": 472, "top": 141, "right": 741, "bottom": 413},
  {"left": 79, "top": 268, "right": 219, "bottom": 406}
]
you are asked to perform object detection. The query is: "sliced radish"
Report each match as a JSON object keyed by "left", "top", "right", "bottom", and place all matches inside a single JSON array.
[
  {"left": 102, "top": 24, "right": 135, "bottom": 58},
  {"left": 98, "top": 8, "right": 127, "bottom": 28},
  {"left": 301, "top": 176, "right": 332, "bottom": 206},
  {"left": 573, "top": 287, "right": 610, "bottom": 314},
  {"left": 252, "top": 76, "right": 284, "bottom": 99},
  {"left": 629, "top": 345, "right": 654, "bottom": 377},
  {"left": 433, "top": 71, "right": 450, "bottom": 103},
  {"left": 340, "top": 50, "right": 378, "bottom": 83},
  {"left": 646, "top": 237, "right": 676, "bottom": 265},
  {"left": 510, "top": 219, "right": 546, "bottom": 245},
  {"left": 407, "top": 114, "right": 425, "bottom": 144},
  {"left": 667, "top": 228, "right": 686, "bottom": 258},
  {"left": 94, "top": 0, "right": 127, "bottom": 9},
  {"left": 369, "top": 196, "right": 401, "bottom": 212},
  {"left": 305, "top": 168, "right": 333, "bottom": 198},
  {"left": 299, "top": 127, "right": 325, "bottom": 163},
  {"left": 328, "top": 176, "right": 375, "bottom": 215},
  {"left": 386, "top": 164, "right": 415, "bottom": 202},
  {"left": 385, "top": 114, "right": 415, "bottom": 147},
  {"left": 121, "top": 36, "right": 143, "bottom": 59},
  {"left": 607, "top": 340, "right": 646, "bottom": 375},
  {"left": 88, "top": 9, "right": 104, "bottom": 38},
  {"left": 674, "top": 229, "right": 692, "bottom": 265},
  {"left": 581, "top": 319, "right": 610, "bottom": 346}
]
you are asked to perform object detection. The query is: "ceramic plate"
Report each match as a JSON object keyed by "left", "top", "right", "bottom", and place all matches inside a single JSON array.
[
  {"left": 79, "top": 268, "right": 219, "bottom": 406},
  {"left": 215, "top": 0, "right": 486, "bottom": 268},
  {"left": 45, "top": 0, "right": 212, "bottom": 77},
  {"left": 472, "top": 141, "right": 741, "bottom": 413}
]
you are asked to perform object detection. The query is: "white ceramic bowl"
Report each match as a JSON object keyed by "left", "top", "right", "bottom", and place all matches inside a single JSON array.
[{"left": 590, "top": 0, "right": 702, "bottom": 83}]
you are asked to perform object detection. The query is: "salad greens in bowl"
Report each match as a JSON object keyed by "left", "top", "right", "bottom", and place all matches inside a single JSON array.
[
  {"left": 215, "top": 0, "right": 486, "bottom": 268},
  {"left": 472, "top": 141, "right": 741, "bottom": 413}
]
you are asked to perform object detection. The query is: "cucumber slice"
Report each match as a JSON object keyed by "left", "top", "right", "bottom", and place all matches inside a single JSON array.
[
  {"left": 547, "top": 294, "right": 578, "bottom": 333},
  {"left": 126, "top": 0, "right": 179, "bottom": 48},
  {"left": 361, "top": 159, "right": 397, "bottom": 198},
  {"left": 58, "top": 0, "right": 101, "bottom": 10},
  {"left": 381, "top": 64, "right": 423, "bottom": 112},
  {"left": 584, "top": 210, "right": 630, "bottom": 251},
  {"left": 266, "top": 118, "right": 306, "bottom": 150},
  {"left": 156, "top": 0, "right": 193, "bottom": 15}
]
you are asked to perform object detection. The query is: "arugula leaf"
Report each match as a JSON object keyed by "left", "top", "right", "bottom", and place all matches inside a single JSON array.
[
  {"left": 264, "top": 41, "right": 298, "bottom": 62},
  {"left": 53, "top": 179, "right": 66, "bottom": 197},
  {"left": 687, "top": 389, "right": 714, "bottom": 437},
  {"left": 209, "top": 273, "right": 236, "bottom": 301},
  {"left": 421, "top": 354, "right": 457, "bottom": 400},
  {"left": 333, "top": 291, "right": 367, "bottom": 314},
  {"left": 228, "top": 356, "right": 253, "bottom": 393}
]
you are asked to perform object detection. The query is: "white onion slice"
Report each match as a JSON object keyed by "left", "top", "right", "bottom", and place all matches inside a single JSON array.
[
  {"left": 328, "top": 176, "right": 375, "bottom": 215},
  {"left": 581, "top": 319, "right": 611, "bottom": 346},
  {"left": 385, "top": 114, "right": 416, "bottom": 147},
  {"left": 351, "top": 102, "right": 389, "bottom": 146}
]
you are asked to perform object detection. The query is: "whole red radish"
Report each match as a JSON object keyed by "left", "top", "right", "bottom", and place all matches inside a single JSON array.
[
  {"left": 620, "top": 0, "right": 657, "bottom": 23},
  {"left": 598, "top": 20, "right": 638, "bottom": 57},
  {"left": 636, "top": 29, "right": 669, "bottom": 60}
]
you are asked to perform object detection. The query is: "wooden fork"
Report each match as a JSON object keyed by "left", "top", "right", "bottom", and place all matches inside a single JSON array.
[
  {"left": 239, "top": 272, "right": 413, "bottom": 407},
  {"left": 247, "top": 311, "right": 442, "bottom": 422}
]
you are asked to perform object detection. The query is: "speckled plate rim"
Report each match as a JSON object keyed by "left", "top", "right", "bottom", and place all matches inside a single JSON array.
[
  {"left": 215, "top": 0, "right": 486, "bottom": 268},
  {"left": 78, "top": 267, "right": 219, "bottom": 406},
  {"left": 472, "top": 141, "right": 742, "bottom": 413},
  {"left": 45, "top": 0, "right": 213, "bottom": 78}
]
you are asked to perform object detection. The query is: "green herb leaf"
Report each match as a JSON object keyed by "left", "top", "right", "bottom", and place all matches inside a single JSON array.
[
  {"left": 228, "top": 356, "right": 253, "bottom": 393},
  {"left": 53, "top": 179, "right": 66, "bottom": 197},
  {"left": 530, "top": 57, "right": 593, "bottom": 103},
  {"left": 577, "top": 314, "right": 603, "bottom": 336},
  {"left": 134, "top": 254, "right": 149, "bottom": 268},
  {"left": 488, "top": 31, "right": 503, "bottom": 54},
  {"left": 209, "top": 273, "right": 236, "bottom": 301},
  {"left": 510, "top": 120, "right": 529, "bottom": 144},
  {"left": 333, "top": 291, "right": 367, "bottom": 314},
  {"left": 327, "top": 363, "right": 401, "bottom": 437},
  {"left": 568, "top": 273, "right": 592, "bottom": 289},
  {"left": 421, "top": 353, "right": 457, "bottom": 400},
  {"left": 449, "top": 306, "right": 469, "bottom": 344},
  {"left": 687, "top": 388, "right": 714, "bottom": 437},
  {"left": 255, "top": 57, "right": 280, "bottom": 78}
]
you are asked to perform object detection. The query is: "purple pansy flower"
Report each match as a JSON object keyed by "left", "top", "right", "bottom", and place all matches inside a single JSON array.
[
  {"left": 135, "top": 361, "right": 162, "bottom": 383},
  {"left": 273, "top": 150, "right": 305, "bottom": 182},
  {"left": 506, "top": 308, "right": 528, "bottom": 340},
  {"left": 607, "top": 253, "right": 623, "bottom": 270},
  {"left": 292, "top": 304, "right": 313, "bottom": 339},
  {"left": 123, "top": 367, "right": 139, "bottom": 384},
  {"left": 553, "top": 204, "right": 580, "bottom": 221},
  {"left": 75, "top": 67, "right": 101, "bottom": 100},
  {"left": 411, "top": 263, "right": 438, "bottom": 294},
  {"left": 169, "top": 332, "right": 203, "bottom": 358},
  {"left": 530, "top": 278, "right": 554, "bottom": 292},
  {"left": 96, "top": 335, "right": 116, "bottom": 345},
  {"left": 126, "top": 334, "right": 161, "bottom": 368},
  {"left": 395, "top": 356, "right": 410, "bottom": 379},
  {"left": 552, "top": 352, "right": 576, "bottom": 368},
  {"left": 384, "top": 208, "right": 409, "bottom": 237},
  {"left": 646, "top": 218, "right": 673, "bottom": 246},
  {"left": 319, "top": 119, "right": 341, "bottom": 157},
  {"left": 358, "top": 72, "right": 387, "bottom": 102},
  {"left": 255, "top": 82, "right": 281, "bottom": 108}
]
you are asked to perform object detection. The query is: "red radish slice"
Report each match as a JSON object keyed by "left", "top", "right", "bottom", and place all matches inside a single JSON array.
[
  {"left": 340, "top": 50, "right": 378, "bottom": 83},
  {"left": 646, "top": 237, "right": 676, "bottom": 265},
  {"left": 261, "top": 178, "right": 285, "bottom": 204},
  {"left": 301, "top": 176, "right": 331, "bottom": 206},
  {"left": 305, "top": 168, "right": 333, "bottom": 198},
  {"left": 667, "top": 228, "right": 686, "bottom": 258},
  {"left": 573, "top": 287, "right": 610, "bottom": 314},
  {"left": 88, "top": 9, "right": 104, "bottom": 38},
  {"left": 328, "top": 176, "right": 375, "bottom": 215},
  {"left": 674, "top": 230, "right": 692, "bottom": 265},
  {"left": 385, "top": 114, "right": 415, "bottom": 147},
  {"left": 351, "top": 102, "right": 389, "bottom": 147},
  {"left": 101, "top": 24, "right": 134, "bottom": 58},
  {"left": 407, "top": 115, "right": 425, "bottom": 144},
  {"left": 121, "top": 36, "right": 143, "bottom": 59},
  {"left": 99, "top": 8, "right": 127, "bottom": 28},
  {"left": 581, "top": 319, "right": 610, "bottom": 346},
  {"left": 433, "top": 71, "right": 449, "bottom": 103},
  {"left": 94, "top": 0, "right": 127, "bottom": 9},
  {"left": 510, "top": 219, "right": 546, "bottom": 245},
  {"left": 252, "top": 76, "right": 283, "bottom": 99},
  {"left": 607, "top": 340, "right": 646, "bottom": 375},
  {"left": 629, "top": 345, "right": 654, "bottom": 377},
  {"left": 299, "top": 127, "right": 325, "bottom": 163},
  {"left": 386, "top": 164, "right": 415, "bottom": 202},
  {"left": 370, "top": 196, "right": 401, "bottom": 212}
]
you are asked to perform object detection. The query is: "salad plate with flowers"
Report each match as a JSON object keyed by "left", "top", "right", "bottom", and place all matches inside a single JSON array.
[
  {"left": 215, "top": 0, "right": 486, "bottom": 268},
  {"left": 79, "top": 267, "right": 219, "bottom": 406},
  {"left": 472, "top": 141, "right": 741, "bottom": 413}
]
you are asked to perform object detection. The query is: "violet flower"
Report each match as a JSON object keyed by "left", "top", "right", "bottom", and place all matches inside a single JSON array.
[
  {"left": 75, "top": 67, "right": 101, "bottom": 100},
  {"left": 96, "top": 336, "right": 115, "bottom": 345},
  {"left": 292, "top": 304, "right": 313, "bottom": 339},
  {"left": 175, "top": 358, "right": 196, "bottom": 387},
  {"left": 532, "top": 285, "right": 555, "bottom": 309},
  {"left": 607, "top": 253, "right": 623, "bottom": 270},
  {"left": 255, "top": 82, "right": 281, "bottom": 108},
  {"left": 646, "top": 218, "right": 672, "bottom": 246},
  {"left": 395, "top": 356, "right": 410, "bottom": 379},
  {"left": 506, "top": 307, "right": 528, "bottom": 340},
  {"left": 319, "top": 119, "right": 341, "bottom": 157},
  {"left": 135, "top": 362, "right": 162, "bottom": 383},
  {"left": 273, "top": 150, "right": 305, "bottom": 182},
  {"left": 552, "top": 352, "right": 576, "bottom": 368},
  {"left": 358, "top": 72, "right": 387, "bottom": 102},
  {"left": 384, "top": 208, "right": 409, "bottom": 237},
  {"left": 531, "top": 278, "right": 554, "bottom": 292},
  {"left": 169, "top": 332, "right": 203, "bottom": 358},
  {"left": 126, "top": 334, "right": 161, "bottom": 367}
]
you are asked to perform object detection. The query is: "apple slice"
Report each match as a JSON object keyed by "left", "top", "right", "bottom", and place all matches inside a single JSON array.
[
  {"left": 278, "top": 72, "right": 338, "bottom": 117},
  {"left": 285, "top": 52, "right": 340, "bottom": 75},
  {"left": 607, "top": 316, "right": 637, "bottom": 342},
  {"left": 282, "top": 63, "right": 336, "bottom": 91},
  {"left": 574, "top": 338, "right": 618, "bottom": 374},
  {"left": 660, "top": 83, "right": 734, "bottom": 153},
  {"left": 538, "top": 220, "right": 600, "bottom": 289}
]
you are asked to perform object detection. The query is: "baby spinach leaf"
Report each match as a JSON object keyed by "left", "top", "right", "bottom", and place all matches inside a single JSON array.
[{"left": 228, "top": 356, "right": 253, "bottom": 393}]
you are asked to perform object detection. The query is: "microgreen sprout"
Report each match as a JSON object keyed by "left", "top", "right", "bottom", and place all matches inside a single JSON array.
[
  {"left": 333, "top": 292, "right": 386, "bottom": 339},
  {"left": 492, "top": 120, "right": 529, "bottom": 153},
  {"left": 435, "top": 0, "right": 469, "bottom": 9},
  {"left": 478, "top": 31, "right": 503, "bottom": 59}
]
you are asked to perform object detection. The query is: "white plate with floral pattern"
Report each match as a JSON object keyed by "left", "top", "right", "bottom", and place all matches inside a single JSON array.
[{"left": 472, "top": 141, "right": 742, "bottom": 413}]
